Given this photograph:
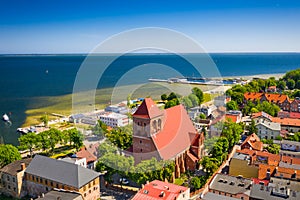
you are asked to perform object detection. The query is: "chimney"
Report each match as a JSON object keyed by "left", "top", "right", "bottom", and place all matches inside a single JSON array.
[
  {"left": 41, "top": 193, "right": 45, "bottom": 198},
  {"left": 142, "top": 184, "right": 145, "bottom": 189},
  {"left": 21, "top": 163, "right": 26, "bottom": 171}
]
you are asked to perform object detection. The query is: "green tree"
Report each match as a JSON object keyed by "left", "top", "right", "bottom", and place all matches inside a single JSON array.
[
  {"left": 199, "top": 113, "right": 206, "bottom": 119},
  {"left": 266, "top": 144, "right": 280, "bottom": 154},
  {"left": 161, "top": 94, "right": 167, "bottom": 101},
  {"left": 226, "top": 100, "right": 238, "bottom": 111},
  {"left": 127, "top": 94, "right": 131, "bottom": 107},
  {"left": 192, "top": 87, "right": 204, "bottom": 105},
  {"left": 18, "top": 132, "right": 37, "bottom": 157},
  {"left": 277, "top": 80, "right": 286, "bottom": 90},
  {"left": 40, "top": 114, "right": 49, "bottom": 127},
  {"left": 295, "top": 80, "right": 300, "bottom": 89},
  {"left": 188, "top": 94, "right": 199, "bottom": 107},
  {"left": 182, "top": 96, "right": 193, "bottom": 109},
  {"left": 199, "top": 156, "right": 219, "bottom": 175},
  {"left": 190, "top": 177, "right": 201, "bottom": 190},
  {"left": 69, "top": 129, "right": 84, "bottom": 151},
  {"left": 0, "top": 144, "right": 21, "bottom": 168},
  {"left": 92, "top": 120, "right": 109, "bottom": 138},
  {"left": 106, "top": 125, "right": 132, "bottom": 150},
  {"left": 36, "top": 131, "right": 51, "bottom": 151},
  {"left": 287, "top": 79, "right": 295, "bottom": 90},
  {"left": 48, "top": 128, "right": 63, "bottom": 153},
  {"left": 247, "top": 119, "right": 258, "bottom": 135},
  {"left": 167, "top": 92, "right": 178, "bottom": 101},
  {"left": 164, "top": 99, "right": 179, "bottom": 109}
]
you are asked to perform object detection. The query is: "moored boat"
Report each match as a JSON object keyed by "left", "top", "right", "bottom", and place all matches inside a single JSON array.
[{"left": 2, "top": 113, "right": 9, "bottom": 122}]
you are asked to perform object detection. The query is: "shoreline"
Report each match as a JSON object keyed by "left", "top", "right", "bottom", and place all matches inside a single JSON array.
[{"left": 21, "top": 72, "right": 283, "bottom": 128}]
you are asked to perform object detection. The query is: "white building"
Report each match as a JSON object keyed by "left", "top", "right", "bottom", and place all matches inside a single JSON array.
[
  {"left": 256, "top": 119, "right": 281, "bottom": 140},
  {"left": 60, "top": 157, "right": 87, "bottom": 168},
  {"left": 99, "top": 112, "right": 129, "bottom": 127}
]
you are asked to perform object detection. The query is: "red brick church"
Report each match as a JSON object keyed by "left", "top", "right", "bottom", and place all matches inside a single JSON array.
[{"left": 131, "top": 98, "right": 204, "bottom": 177}]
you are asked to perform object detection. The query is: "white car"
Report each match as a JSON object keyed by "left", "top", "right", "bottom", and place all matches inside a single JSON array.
[{"left": 119, "top": 178, "right": 129, "bottom": 185}]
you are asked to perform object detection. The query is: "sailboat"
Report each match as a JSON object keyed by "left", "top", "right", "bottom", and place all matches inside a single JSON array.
[{"left": 2, "top": 113, "right": 9, "bottom": 122}]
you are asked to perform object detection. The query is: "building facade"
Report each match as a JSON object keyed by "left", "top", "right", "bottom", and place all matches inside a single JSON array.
[
  {"left": 0, "top": 159, "right": 32, "bottom": 198},
  {"left": 98, "top": 112, "right": 129, "bottom": 127},
  {"left": 24, "top": 155, "right": 100, "bottom": 200}
]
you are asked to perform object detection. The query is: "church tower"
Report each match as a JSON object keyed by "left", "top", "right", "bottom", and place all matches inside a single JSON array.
[{"left": 132, "top": 98, "right": 164, "bottom": 162}]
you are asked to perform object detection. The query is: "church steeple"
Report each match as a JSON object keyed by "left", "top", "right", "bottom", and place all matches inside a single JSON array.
[{"left": 133, "top": 98, "right": 164, "bottom": 137}]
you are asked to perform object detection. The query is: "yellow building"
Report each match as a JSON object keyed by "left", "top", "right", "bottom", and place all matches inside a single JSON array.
[
  {"left": 229, "top": 152, "right": 258, "bottom": 179},
  {"left": 24, "top": 155, "right": 100, "bottom": 200}
]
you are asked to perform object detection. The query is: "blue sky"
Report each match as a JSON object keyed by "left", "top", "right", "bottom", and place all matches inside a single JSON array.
[{"left": 1, "top": 0, "right": 300, "bottom": 53}]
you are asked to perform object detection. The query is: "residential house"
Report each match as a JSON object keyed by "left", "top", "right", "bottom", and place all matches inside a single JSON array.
[
  {"left": 208, "top": 173, "right": 252, "bottom": 200},
  {"left": 35, "top": 190, "right": 83, "bottom": 200},
  {"left": 76, "top": 146, "right": 97, "bottom": 169},
  {"left": 266, "top": 85, "right": 277, "bottom": 93},
  {"left": 225, "top": 110, "right": 242, "bottom": 123},
  {"left": 241, "top": 133, "right": 263, "bottom": 151},
  {"left": 290, "top": 98, "right": 300, "bottom": 112},
  {"left": 0, "top": 158, "right": 32, "bottom": 198},
  {"left": 131, "top": 180, "right": 190, "bottom": 200},
  {"left": 256, "top": 119, "right": 281, "bottom": 140},
  {"left": 131, "top": 98, "right": 205, "bottom": 177},
  {"left": 244, "top": 92, "right": 290, "bottom": 111},
  {"left": 252, "top": 112, "right": 300, "bottom": 134},
  {"left": 279, "top": 140, "right": 300, "bottom": 159},
  {"left": 24, "top": 155, "right": 100, "bottom": 200}
]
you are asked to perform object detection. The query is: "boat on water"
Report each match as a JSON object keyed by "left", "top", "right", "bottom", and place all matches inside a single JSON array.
[{"left": 2, "top": 113, "right": 9, "bottom": 122}]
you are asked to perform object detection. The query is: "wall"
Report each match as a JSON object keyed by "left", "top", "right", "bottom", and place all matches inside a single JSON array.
[{"left": 229, "top": 158, "right": 258, "bottom": 179}]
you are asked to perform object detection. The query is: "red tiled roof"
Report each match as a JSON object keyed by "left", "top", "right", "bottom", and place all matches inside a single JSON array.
[
  {"left": 133, "top": 98, "right": 164, "bottom": 119},
  {"left": 252, "top": 111, "right": 300, "bottom": 127},
  {"left": 289, "top": 112, "right": 300, "bottom": 119},
  {"left": 151, "top": 105, "right": 198, "bottom": 160},
  {"left": 225, "top": 114, "right": 239, "bottom": 123},
  {"left": 76, "top": 146, "right": 97, "bottom": 164},
  {"left": 132, "top": 180, "right": 188, "bottom": 200},
  {"left": 252, "top": 178, "right": 269, "bottom": 186},
  {"left": 244, "top": 92, "right": 289, "bottom": 104},
  {"left": 281, "top": 156, "right": 300, "bottom": 165},
  {"left": 275, "top": 167, "right": 300, "bottom": 179},
  {"left": 272, "top": 117, "right": 300, "bottom": 127},
  {"left": 258, "top": 164, "right": 276, "bottom": 179},
  {"left": 244, "top": 92, "right": 264, "bottom": 101},
  {"left": 236, "top": 149, "right": 280, "bottom": 166},
  {"left": 241, "top": 133, "right": 263, "bottom": 151}
]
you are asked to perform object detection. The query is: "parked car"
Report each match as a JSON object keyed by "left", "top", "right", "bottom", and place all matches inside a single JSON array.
[{"left": 119, "top": 178, "right": 129, "bottom": 185}]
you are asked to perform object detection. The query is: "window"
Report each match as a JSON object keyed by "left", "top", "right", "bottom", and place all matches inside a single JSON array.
[
  {"left": 50, "top": 181, "right": 53, "bottom": 187},
  {"left": 12, "top": 177, "right": 15, "bottom": 183},
  {"left": 45, "top": 180, "right": 48, "bottom": 185},
  {"left": 13, "top": 187, "right": 16, "bottom": 192},
  {"left": 140, "top": 140, "right": 142, "bottom": 144},
  {"left": 46, "top": 187, "right": 48, "bottom": 191}
]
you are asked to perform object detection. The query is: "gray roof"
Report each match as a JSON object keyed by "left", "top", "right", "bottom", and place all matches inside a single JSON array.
[
  {"left": 270, "top": 177, "right": 300, "bottom": 192},
  {"left": 232, "top": 152, "right": 251, "bottom": 162},
  {"left": 35, "top": 190, "right": 83, "bottom": 200},
  {"left": 279, "top": 150, "right": 300, "bottom": 156},
  {"left": 25, "top": 155, "right": 99, "bottom": 189},
  {"left": 281, "top": 140, "right": 300, "bottom": 146},
  {"left": 257, "top": 121, "right": 281, "bottom": 131},
  {"left": 250, "top": 183, "right": 299, "bottom": 200},
  {"left": 202, "top": 192, "right": 238, "bottom": 200},
  {"left": 209, "top": 174, "right": 252, "bottom": 195},
  {"left": 279, "top": 161, "right": 300, "bottom": 170}
]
